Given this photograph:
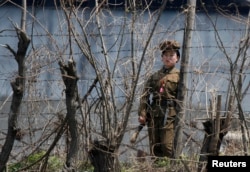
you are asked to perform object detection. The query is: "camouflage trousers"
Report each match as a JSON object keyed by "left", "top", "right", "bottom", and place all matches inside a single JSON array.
[{"left": 147, "top": 107, "right": 176, "bottom": 158}]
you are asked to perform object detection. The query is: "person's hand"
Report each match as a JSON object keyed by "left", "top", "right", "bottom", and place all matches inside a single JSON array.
[{"left": 138, "top": 115, "right": 146, "bottom": 124}]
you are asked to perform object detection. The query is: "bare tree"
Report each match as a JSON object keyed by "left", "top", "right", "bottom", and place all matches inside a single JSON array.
[
  {"left": 196, "top": 2, "right": 250, "bottom": 171},
  {"left": 62, "top": 0, "right": 169, "bottom": 171},
  {"left": 1, "top": 0, "right": 170, "bottom": 171},
  {"left": 59, "top": 59, "right": 79, "bottom": 170},
  {"left": 1, "top": 1, "right": 249, "bottom": 172},
  {"left": 203, "top": 0, "right": 250, "bottom": 153},
  {"left": 0, "top": 1, "right": 30, "bottom": 171}
]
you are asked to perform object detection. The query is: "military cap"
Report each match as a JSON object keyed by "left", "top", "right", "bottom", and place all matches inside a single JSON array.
[{"left": 159, "top": 40, "right": 180, "bottom": 52}]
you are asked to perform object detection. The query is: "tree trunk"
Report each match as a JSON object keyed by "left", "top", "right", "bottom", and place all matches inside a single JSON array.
[
  {"left": 59, "top": 59, "right": 79, "bottom": 169},
  {"left": 197, "top": 119, "right": 228, "bottom": 172},
  {"left": 88, "top": 140, "right": 121, "bottom": 172},
  {"left": 197, "top": 95, "right": 232, "bottom": 172},
  {"left": 0, "top": 29, "right": 30, "bottom": 171}
]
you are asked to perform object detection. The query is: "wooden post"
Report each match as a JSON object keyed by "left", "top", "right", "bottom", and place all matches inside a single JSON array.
[
  {"left": 197, "top": 95, "right": 233, "bottom": 172},
  {"left": 173, "top": 0, "right": 197, "bottom": 158}
]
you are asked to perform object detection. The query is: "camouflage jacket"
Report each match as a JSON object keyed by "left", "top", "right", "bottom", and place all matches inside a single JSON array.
[{"left": 138, "top": 66, "right": 180, "bottom": 117}]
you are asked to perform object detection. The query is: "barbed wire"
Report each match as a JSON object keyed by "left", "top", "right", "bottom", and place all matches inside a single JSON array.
[
  {"left": 0, "top": 27, "right": 247, "bottom": 38},
  {"left": 1, "top": 67, "right": 250, "bottom": 79},
  {"left": 0, "top": 83, "right": 249, "bottom": 100}
]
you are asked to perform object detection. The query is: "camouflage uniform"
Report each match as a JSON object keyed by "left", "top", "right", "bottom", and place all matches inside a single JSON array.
[{"left": 138, "top": 66, "right": 180, "bottom": 157}]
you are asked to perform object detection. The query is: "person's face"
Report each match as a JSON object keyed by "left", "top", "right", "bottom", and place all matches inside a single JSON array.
[{"left": 161, "top": 50, "right": 179, "bottom": 68}]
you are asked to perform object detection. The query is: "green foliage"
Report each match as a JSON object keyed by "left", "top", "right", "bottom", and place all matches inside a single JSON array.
[
  {"left": 47, "top": 154, "right": 63, "bottom": 170},
  {"left": 27, "top": 151, "right": 45, "bottom": 164},
  {"left": 77, "top": 161, "right": 94, "bottom": 171},
  {"left": 121, "top": 162, "right": 133, "bottom": 172},
  {"left": 8, "top": 162, "right": 22, "bottom": 172},
  {"left": 154, "top": 157, "right": 171, "bottom": 168},
  {"left": 8, "top": 151, "right": 63, "bottom": 172},
  {"left": 7, "top": 153, "right": 199, "bottom": 171}
]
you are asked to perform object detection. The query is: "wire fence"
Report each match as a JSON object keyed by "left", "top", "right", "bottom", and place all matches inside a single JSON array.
[{"left": 0, "top": 6, "right": 249, "bottom": 168}]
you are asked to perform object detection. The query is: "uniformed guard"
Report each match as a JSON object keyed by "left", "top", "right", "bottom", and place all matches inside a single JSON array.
[{"left": 138, "top": 40, "right": 180, "bottom": 158}]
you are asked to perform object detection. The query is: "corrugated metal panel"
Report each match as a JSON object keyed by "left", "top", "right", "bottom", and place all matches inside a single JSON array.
[{"left": 3, "top": 0, "right": 250, "bottom": 9}]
